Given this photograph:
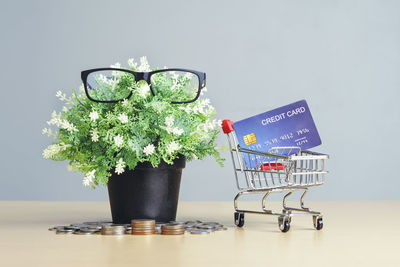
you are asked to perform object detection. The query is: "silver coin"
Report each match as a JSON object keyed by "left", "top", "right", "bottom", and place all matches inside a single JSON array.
[
  {"left": 81, "top": 228, "right": 100, "bottom": 232},
  {"left": 170, "top": 221, "right": 186, "bottom": 224},
  {"left": 102, "top": 225, "right": 125, "bottom": 230},
  {"left": 70, "top": 223, "right": 92, "bottom": 228},
  {"left": 213, "top": 227, "right": 228, "bottom": 231},
  {"left": 99, "top": 222, "right": 113, "bottom": 226},
  {"left": 197, "top": 225, "right": 215, "bottom": 229},
  {"left": 74, "top": 231, "right": 96, "bottom": 235},
  {"left": 49, "top": 226, "right": 66, "bottom": 231},
  {"left": 165, "top": 223, "right": 184, "bottom": 227},
  {"left": 56, "top": 229, "right": 74, "bottom": 234},
  {"left": 83, "top": 222, "right": 101, "bottom": 225},
  {"left": 101, "top": 229, "right": 126, "bottom": 233},
  {"left": 87, "top": 226, "right": 102, "bottom": 230},
  {"left": 101, "top": 230, "right": 126, "bottom": 234},
  {"left": 191, "top": 229, "right": 211, "bottom": 235}
]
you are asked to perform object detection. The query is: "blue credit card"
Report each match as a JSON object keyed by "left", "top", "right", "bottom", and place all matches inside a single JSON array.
[{"left": 233, "top": 100, "right": 321, "bottom": 168}]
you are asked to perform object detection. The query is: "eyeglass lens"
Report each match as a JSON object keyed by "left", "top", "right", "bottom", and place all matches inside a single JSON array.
[{"left": 86, "top": 70, "right": 135, "bottom": 102}]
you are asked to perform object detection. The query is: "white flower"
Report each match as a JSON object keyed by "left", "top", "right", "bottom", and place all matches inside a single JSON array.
[
  {"left": 60, "top": 120, "right": 78, "bottom": 133},
  {"left": 91, "top": 128, "right": 99, "bottom": 142},
  {"left": 98, "top": 74, "right": 118, "bottom": 89},
  {"left": 137, "top": 56, "right": 150, "bottom": 72},
  {"left": 178, "top": 105, "right": 191, "bottom": 114},
  {"left": 165, "top": 116, "right": 174, "bottom": 127},
  {"left": 42, "top": 142, "right": 70, "bottom": 159},
  {"left": 197, "top": 120, "right": 214, "bottom": 132},
  {"left": 137, "top": 83, "right": 150, "bottom": 98},
  {"left": 143, "top": 144, "right": 155, "bottom": 156},
  {"left": 42, "top": 128, "right": 53, "bottom": 137},
  {"left": 114, "top": 134, "right": 124, "bottom": 147},
  {"left": 166, "top": 141, "right": 181, "bottom": 155},
  {"left": 49, "top": 116, "right": 78, "bottom": 133},
  {"left": 127, "top": 58, "right": 137, "bottom": 69},
  {"left": 110, "top": 62, "right": 121, "bottom": 69},
  {"left": 122, "top": 99, "right": 129, "bottom": 107},
  {"left": 89, "top": 110, "right": 99, "bottom": 122},
  {"left": 47, "top": 111, "right": 62, "bottom": 126},
  {"left": 83, "top": 170, "right": 96, "bottom": 186},
  {"left": 193, "top": 98, "right": 211, "bottom": 114},
  {"left": 82, "top": 179, "right": 90, "bottom": 186},
  {"left": 67, "top": 164, "right": 77, "bottom": 172},
  {"left": 115, "top": 158, "right": 126, "bottom": 175},
  {"left": 172, "top": 127, "right": 184, "bottom": 136},
  {"left": 56, "top": 90, "right": 67, "bottom": 101},
  {"left": 62, "top": 106, "right": 69, "bottom": 112},
  {"left": 184, "top": 72, "right": 193, "bottom": 79},
  {"left": 118, "top": 113, "right": 128, "bottom": 123},
  {"left": 110, "top": 63, "right": 122, "bottom": 78}
]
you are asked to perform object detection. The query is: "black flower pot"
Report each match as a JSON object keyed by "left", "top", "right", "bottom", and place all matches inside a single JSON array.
[{"left": 107, "top": 156, "right": 185, "bottom": 224}]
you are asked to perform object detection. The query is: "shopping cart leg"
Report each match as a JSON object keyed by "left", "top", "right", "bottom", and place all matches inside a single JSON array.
[
  {"left": 282, "top": 191, "right": 293, "bottom": 210},
  {"left": 282, "top": 189, "right": 310, "bottom": 212},
  {"left": 261, "top": 191, "right": 273, "bottom": 214},
  {"left": 300, "top": 189, "right": 310, "bottom": 210}
]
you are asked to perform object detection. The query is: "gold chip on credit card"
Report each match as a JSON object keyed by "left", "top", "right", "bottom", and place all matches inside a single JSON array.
[{"left": 243, "top": 133, "right": 257, "bottom": 145}]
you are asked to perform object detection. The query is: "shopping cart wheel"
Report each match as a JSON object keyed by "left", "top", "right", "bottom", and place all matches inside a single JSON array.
[
  {"left": 278, "top": 216, "right": 290, "bottom": 232},
  {"left": 234, "top": 212, "right": 245, "bottom": 227},
  {"left": 313, "top": 216, "right": 323, "bottom": 230}
]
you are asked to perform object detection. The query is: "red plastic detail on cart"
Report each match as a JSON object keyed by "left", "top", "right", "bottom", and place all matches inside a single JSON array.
[
  {"left": 260, "top": 163, "right": 286, "bottom": 171},
  {"left": 221, "top": 120, "right": 234, "bottom": 134}
]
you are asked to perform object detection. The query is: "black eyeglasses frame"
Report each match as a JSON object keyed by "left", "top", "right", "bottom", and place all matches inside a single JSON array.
[{"left": 81, "top": 68, "right": 206, "bottom": 104}]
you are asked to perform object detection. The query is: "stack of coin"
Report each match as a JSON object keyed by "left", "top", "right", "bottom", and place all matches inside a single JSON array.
[
  {"left": 101, "top": 225, "right": 126, "bottom": 235},
  {"left": 161, "top": 223, "right": 185, "bottom": 235},
  {"left": 131, "top": 219, "right": 155, "bottom": 235}
]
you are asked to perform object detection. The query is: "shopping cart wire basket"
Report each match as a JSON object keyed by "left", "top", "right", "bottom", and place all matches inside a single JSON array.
[{"left": 221, "top": 119, "right": 329, "bottom": 232}]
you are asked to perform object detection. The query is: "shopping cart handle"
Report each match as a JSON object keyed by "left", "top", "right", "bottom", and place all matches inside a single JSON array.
[{"left": 221, "top": 119, "right": 234, "bottom": 134}]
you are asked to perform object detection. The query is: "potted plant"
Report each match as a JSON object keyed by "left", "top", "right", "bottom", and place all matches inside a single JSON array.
[{"left": 42, "top": 57, "right": 224, "bottom": 223}]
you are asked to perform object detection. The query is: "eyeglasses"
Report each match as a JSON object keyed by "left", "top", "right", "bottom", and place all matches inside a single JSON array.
[{"left": 81, "top": 68, "right": 206, "bottom": 104}]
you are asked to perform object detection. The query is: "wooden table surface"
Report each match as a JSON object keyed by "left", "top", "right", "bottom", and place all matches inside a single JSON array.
[{"left": 0, "top": 201, "right": 399, "bottom": 266}]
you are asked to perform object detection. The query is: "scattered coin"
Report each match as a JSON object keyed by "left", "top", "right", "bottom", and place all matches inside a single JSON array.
[
  {"left": 191, "top": 229, "right": 211, "bottom": 235},
  {"left": 49, "top": 220, "right": 227, "bottom": 236},
  {"left": 56, "top": 229, "right": 74, "bottom": 234},
  {"left": 213, "top": 227, "right": 228, "bottom": 231},
  {"left": 74, "top": 231, "right": 96, "bottom": 235},
  {"left": 49, "top": 226, "right": 66, "bottom": 231}
]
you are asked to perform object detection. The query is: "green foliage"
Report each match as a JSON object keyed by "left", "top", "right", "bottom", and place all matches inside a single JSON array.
[{"left": 42, "top": 58, "right": 224, "bottom": 187}]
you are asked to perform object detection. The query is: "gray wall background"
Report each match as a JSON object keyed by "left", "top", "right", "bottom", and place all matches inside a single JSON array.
[{"left": 1, "top": 0, "right": 399, "bottom": 201}]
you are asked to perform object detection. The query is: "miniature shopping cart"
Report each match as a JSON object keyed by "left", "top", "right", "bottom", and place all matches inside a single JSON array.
[{"left": 221, "top": 120, "right": 329, "bottom": 232}]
